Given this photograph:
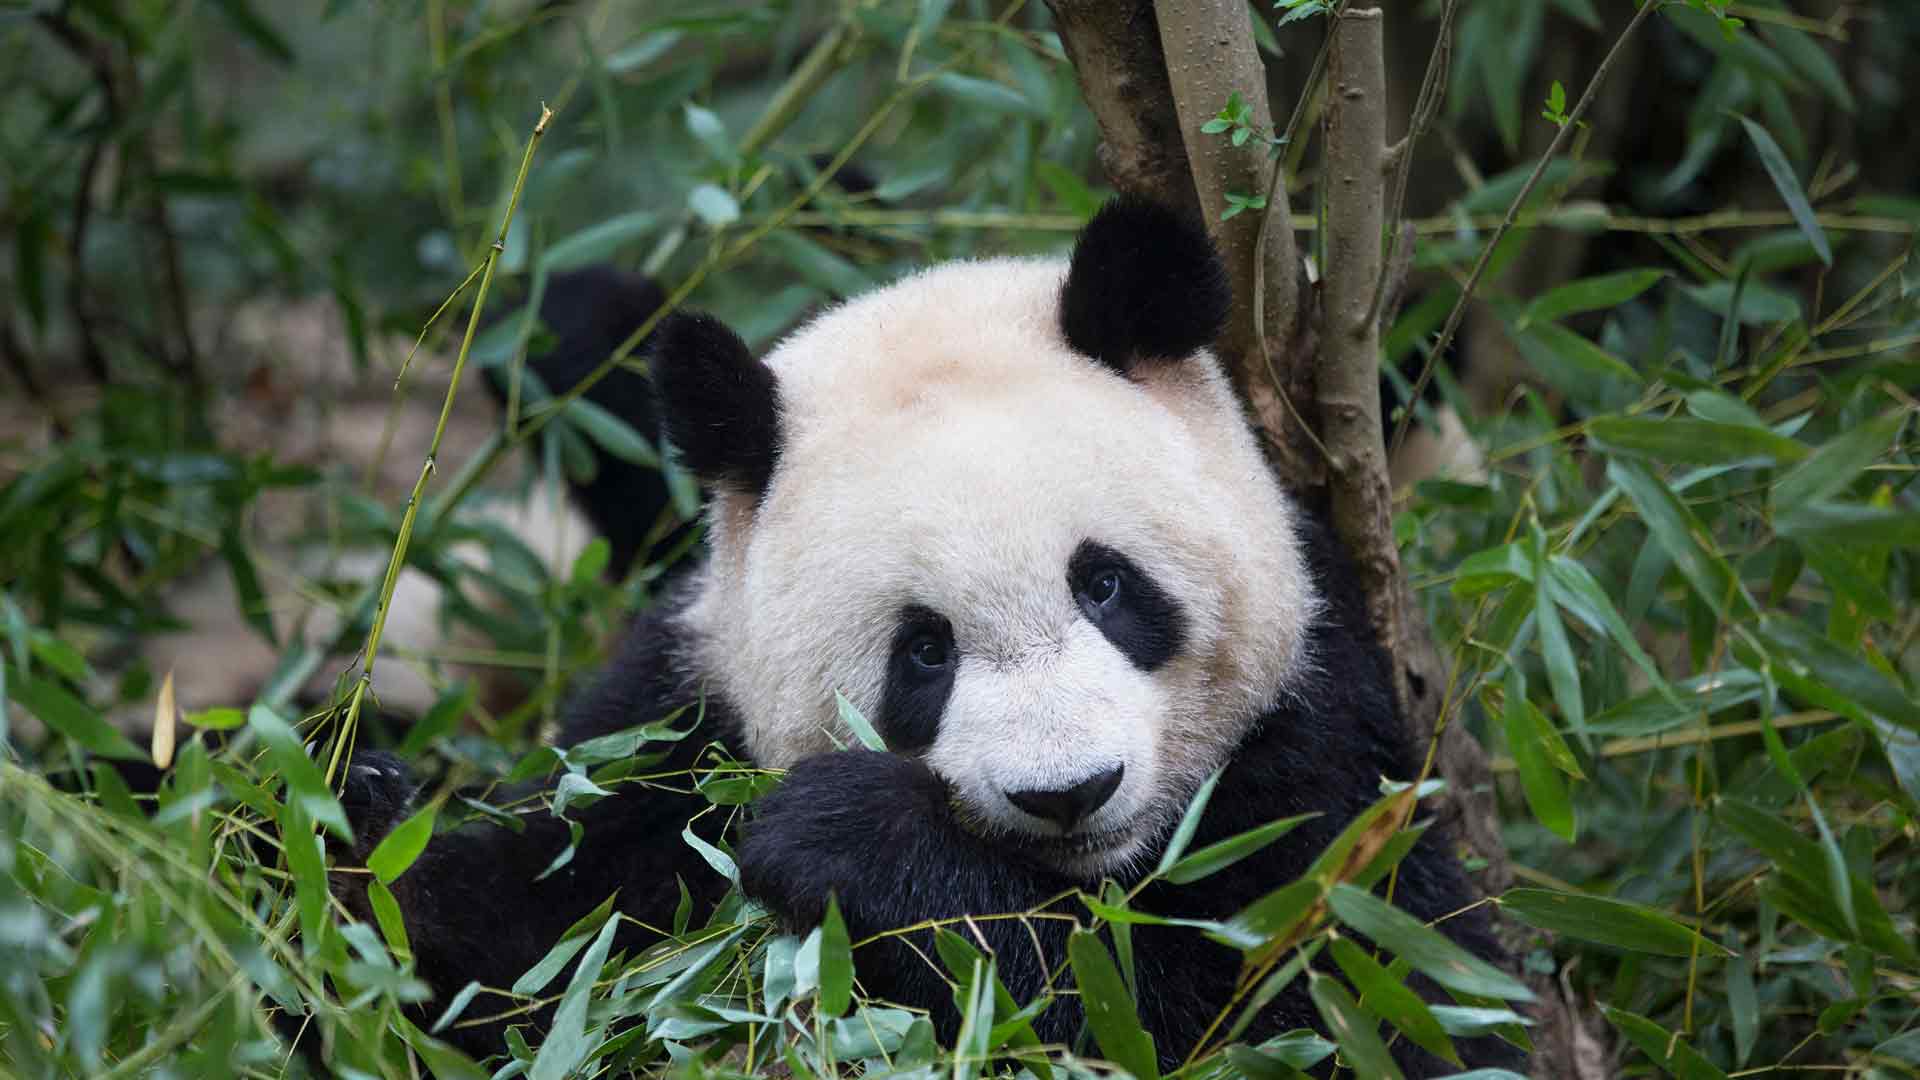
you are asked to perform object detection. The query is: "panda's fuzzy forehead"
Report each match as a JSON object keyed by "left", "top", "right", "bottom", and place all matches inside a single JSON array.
[{"left": 681, "top": 256, "right": 1321, "bottom": 772}]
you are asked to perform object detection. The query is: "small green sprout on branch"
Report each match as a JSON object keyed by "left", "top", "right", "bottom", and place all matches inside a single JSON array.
[
  {"left": 1680, "top": 0, "right": 1744, "bottom": 40},
  {"left": 1203, "top": 92, "right": 1287, "bottom": 223},
  {"left": 1540, "top": 80, "right": 1584, "bottom": 131},
  {"left": 1274, "top": 0, "right": 1334, "bottom": 27}
]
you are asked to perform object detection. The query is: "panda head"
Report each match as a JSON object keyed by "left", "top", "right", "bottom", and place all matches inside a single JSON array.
[{"left": 655, "top": 199, "right": 1322, "bottom": 878}]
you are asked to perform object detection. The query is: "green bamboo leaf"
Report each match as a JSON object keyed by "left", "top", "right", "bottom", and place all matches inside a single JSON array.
[
  {"left": 1163, "top": 812, "right": 1318, "bottom": 885},
  {"left": 511, "top": 893, "right": 619, "bottom": 995},
  {"left": 6, "top": 671, "right": 143, "bottom": 760},
  {"left": 220, "top": 530, "right": 277, "bottom": 645},
  {"left": 1326, "top": 885, "right": 1534, "bottom": 1001},
  {"left": 1774, "top": 503, "right": 1920, "bottom": 548},
  {"left": 683, "top": 103, "right": 734, "bottom": 163},
  {"left": 367, "top": 802, "right": 438, "bottom": 885},
  {"left": 933, "top": 73, "right": 1044, "bottom": 118},
  {"left": 1328, "top": 938, "right": 1459, "bottom": 1067},
  {"left": 209, "top": 0, "right": 294, "bottom": 63},
  {"left": 953, "top": 956, "right": 996, "bottom": 1065},
  {"left": 368, "top": 878, "right": 412, "bottom": 963},
  {"left": 247, "top": 705, "right": 350, "bottom": 840},
  {"left": 1758, "top": 618, "right": 1920, "bottom": 730},
  {"left": 1154, "top": 767, "right": 1223, "bottom": 877},
  {"left": 280, "top": 801, "right": 330, "bottom": 956},
  {"left": 1307, "top": 973, "right": 1403, "bottom": 1080},
  {"left": 1759, "top": 23, "right": 1854, "bottom": 112},
  {"left": 528, "top": 910, "right": 620, "bottom": 1080},
  {"left": 542, "top": 210, "right": 660, "bottom": 272},
  {"left": 1069, "top": 930, "right": 1158, "bottom": 1079},
  {"left": 1509, "top": 321, "right": 1642, "bottom": 412},
  {"left": 1430, "top": 1006, "right": 1533, "bottom": 1036},
  {"left": 1499, "top": 889, "right": 1732, "bottom": 958},
  {"left": 1547, "top": 555, "right": 1676, "bottom": 708},
  {"left": 1726, "top": 950, "right": 1759, "bottom": 1066},
  {"left": 395, "top": 1016, "right": 489, "bottom": 1080},
  {"left": 1502, "top": 672, "right": 1577, "bottom": 842},
  {"left": 1532, "top": 545, "right": 1583, "bottom": 733},
  {"left": 1602, "top": 1005, "right": 1727, "bottom": 1080},
  {"left": 1606, "top": 461, "right": 1754, "bottom": 620},
  {"left": 430, "top": 981, "right": 486, "bottom": 1035},
  {"left": 835, "top": 691, "right": 886, "bottom": 751},
  {"left": 1588, "top": 417, "right": 1808, "bottom": 467},
  {"left": 818, "top": 895, "right": 852, "bottom": 1017},
  {"left": 1451, "top": 542, "right": 1534, "bottom": 597},
  {"left": 564, "top": 396, "right": 662, "bottom": 468},
  {"left": 1738, "top": 116, "right": 1831, "bottom": 266},
  {"left": 688, "top": 184, "right": 740, "bottom": 228},
  {"left": 1684, "top": 389, "right": 1768, "bottom": 428},
  {"left": 1518, "top": 269, "right": 1666, "bottom": 329}
]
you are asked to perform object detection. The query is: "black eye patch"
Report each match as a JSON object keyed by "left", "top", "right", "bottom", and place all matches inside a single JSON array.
[
  {"left": 880, "top": 605, "right": 956, "bottom": 750},
  {"left": 1068, "top": 541, "right": 1186, "bottom": 671}
]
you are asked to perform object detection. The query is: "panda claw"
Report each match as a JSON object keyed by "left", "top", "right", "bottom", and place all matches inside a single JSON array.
[{"left": 339, "top": 750, "right": 418, "bottom": 852}]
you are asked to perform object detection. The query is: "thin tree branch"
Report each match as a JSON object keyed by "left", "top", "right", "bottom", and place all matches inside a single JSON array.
[
  {"left": 1367, "top": 0, "right": 1460, "bottom": 330},
  {"left": 1045, "top": 0, "right": 1201, "bottom": 218}
]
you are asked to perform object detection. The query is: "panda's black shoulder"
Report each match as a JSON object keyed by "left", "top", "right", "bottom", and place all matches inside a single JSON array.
[
  {"left": 1289, "top": 505, "right": 1400, "bottom": 713},
  {"left": 554, "top": 580, "right": 749, "bottom": 761}
]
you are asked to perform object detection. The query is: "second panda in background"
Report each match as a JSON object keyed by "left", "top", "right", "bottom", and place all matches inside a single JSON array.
[{"left": 341, "top": 199, "right": 1520, "bottom": 1076}]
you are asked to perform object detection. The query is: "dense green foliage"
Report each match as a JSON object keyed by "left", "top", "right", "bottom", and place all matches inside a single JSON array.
[{"left": 2, "top": 2, "right": 1917, "bottom": 1077}]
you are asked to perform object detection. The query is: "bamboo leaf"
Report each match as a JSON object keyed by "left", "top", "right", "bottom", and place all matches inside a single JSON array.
[
  {"left": 1588, "top": 417, "right": 1808, "bottom": 467},
  {"left": 1518, "top": 269, "right": 1666, "bottom": 329},
  {"left": 1155, "top": 766, "right": 1224, "bottom": 877},
  {"left": 367, "top": 803, "right": 438, "bottom": 885},
  {"left": 1164, "top": 812, "right": 1318, "bottom": 885},
  {"left": 1326, "top": 885, "right": 1534, "bottom": 1001},
  {"left": 1602, "top": 1006, "right": 1728, "bottom": 1080},
  {"left": 1738, "top": 116, "right": 1831, "bottom": 266},
  {"left": 1328, "top": 937, "right": 1459, "bottom": 1066},
  {"left": 1499, "top": 889, "right": 1732, "bottom": 958},
  {"left": 1307, "top": 973, "right": 1403, "bottom": 1080},
  {"left": 1069, "top": 930, "right": 1158, "bottom": 1079},
  {"left": 817, "top": 895, "right": 852, "bottom": 1017},
  {"left": 1501, "top": 672, "right": 1577, "bottom": 841}
]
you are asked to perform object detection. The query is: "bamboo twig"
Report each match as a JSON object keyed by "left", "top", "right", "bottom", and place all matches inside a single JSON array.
[{"left": 322, "top": 104, "right": 554, "bottom": 787}]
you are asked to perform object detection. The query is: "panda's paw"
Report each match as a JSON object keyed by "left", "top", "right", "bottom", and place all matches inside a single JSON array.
[
  {"left": 339, "top": 750, "right": 418, "bottom": 856},
  {"left": 738, "top": 750, "right": 951, "bottom": 928}
]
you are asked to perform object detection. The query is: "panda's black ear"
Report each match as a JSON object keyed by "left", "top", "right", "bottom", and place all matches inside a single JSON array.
[
  {"left": 651, "top": 312, "right": 780, "bottom": 500},
  {"left": 1060, "top": 197, "right": 1231, "bottom": 375}
]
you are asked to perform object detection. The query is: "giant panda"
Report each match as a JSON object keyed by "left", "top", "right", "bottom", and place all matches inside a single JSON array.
[{"left": 338, "top": 198, "right": 1517, "bottom": 1075}]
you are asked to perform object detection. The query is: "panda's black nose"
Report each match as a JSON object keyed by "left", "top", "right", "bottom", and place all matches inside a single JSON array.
[{"left": 1006, "top": 765, "right": 1125, "bottom": 830}]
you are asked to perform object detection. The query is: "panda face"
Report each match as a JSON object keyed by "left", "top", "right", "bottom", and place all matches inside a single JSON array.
[{"left": 668, "top": 207, "right": 1322, "bottom": 879}]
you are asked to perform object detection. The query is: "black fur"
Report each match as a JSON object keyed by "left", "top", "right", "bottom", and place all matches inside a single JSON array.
[
  {"left": 649, "top": 312, "right": 781, "bottom": 501},
  {"left": 482, "top": 265, "right": 678, "bottom": 578},
  {"left": 1060, "top": 198, "right": 1231, "bottom": 375},
  {"left": 880, "top": 605, "right": 957, "bottom": 750},
  {"left": 1069, "top": 540, "right": 1187, "bottom": 671},
  {"left": 338, "top": 512, "right": 1517, "bottom": 1075}
]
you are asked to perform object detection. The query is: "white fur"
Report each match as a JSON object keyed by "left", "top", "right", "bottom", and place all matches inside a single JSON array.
[{"left": 680, "top": 258, "right": 1321, "bottom": 874}]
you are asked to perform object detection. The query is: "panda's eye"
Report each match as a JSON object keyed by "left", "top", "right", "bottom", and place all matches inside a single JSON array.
[
  {"left": 908, "top": 634, "right": 950, "bottom": 671},
  {"left": 1079, "top": 567, "right": 1123, "bottom": 610}
]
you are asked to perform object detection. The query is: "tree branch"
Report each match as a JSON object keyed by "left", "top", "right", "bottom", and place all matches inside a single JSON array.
[
  {"left": 1045, "top": 0, "right": 1200, "bottom": 219},
  {"left": 1319, "top": 7, "right": 1398, "bottom": 681},
  {"left": 1152, "top": 0, "right": 1316, "bottom": 483}
]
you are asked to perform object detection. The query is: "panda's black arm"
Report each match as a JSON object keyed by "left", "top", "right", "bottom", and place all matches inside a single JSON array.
[
  {"left": 737, "top": 750, "right": 1085, "bottom": 1033},
  {"left": 337, "top": 749, "right": 730, "bottom": 1045}
]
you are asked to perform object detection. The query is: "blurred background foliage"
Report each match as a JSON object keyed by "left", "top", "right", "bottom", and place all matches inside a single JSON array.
[{"left": 1, "top": 0, "right": 1917, "bottom": 1077}]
